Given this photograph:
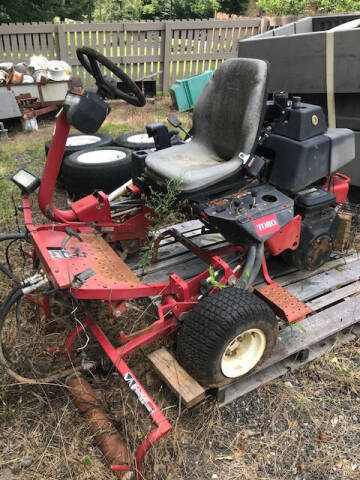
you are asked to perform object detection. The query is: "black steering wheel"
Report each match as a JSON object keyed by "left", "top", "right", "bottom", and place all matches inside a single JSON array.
[{"left": 76, "top": 47, "right": 146, "bottom": 107}]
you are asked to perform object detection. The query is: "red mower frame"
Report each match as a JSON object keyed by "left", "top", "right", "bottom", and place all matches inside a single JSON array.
[{"left": 10, "top": 107, "right": 322, "bottom": 478}]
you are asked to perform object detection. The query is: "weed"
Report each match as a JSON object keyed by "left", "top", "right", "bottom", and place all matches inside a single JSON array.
[{"left": 139, "top": 177, "right": 186, "bottom": 272}]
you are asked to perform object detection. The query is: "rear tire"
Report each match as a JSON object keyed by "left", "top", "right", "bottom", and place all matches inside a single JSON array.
[
  {"left": 61, "top": 146, "right": 132, "bottom": 198},
  {"left": 176, "top": 288, "right": 278, "bottom": 387}
]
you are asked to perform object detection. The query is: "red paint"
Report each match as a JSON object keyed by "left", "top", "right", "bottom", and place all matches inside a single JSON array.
[
  {"left": 254, "top": 214, "right": 280, "bottom": 237},
  {"left": 326, "top": 173, "right": 350, "bottom": 204},
  {"left": 38, "top": 111, "right": 76, "bottom": 222},
  {"left": 266, "top": 215, "right": 302, "bottom": 256}
]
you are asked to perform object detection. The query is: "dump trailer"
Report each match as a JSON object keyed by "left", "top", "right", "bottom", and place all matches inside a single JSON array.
[{"left": 238, "top": 13, "right": 360, "bottom": 185}]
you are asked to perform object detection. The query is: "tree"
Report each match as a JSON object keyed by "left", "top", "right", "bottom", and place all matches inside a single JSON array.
[
  {"left": 218, "top": 0, "right": 250, "bottom": 15},
  {"left": 257, "top": 0, "right": 308, "bottom": 15},
  {"left": 257, "top": 0, "right": 360, "bottom": 15},
  {"left": 315, "top": 0, "right": 360, "bottom": 12},
  {"left": 172, "top": 0, "right": 219, "bottom": 19},
  {"left": 0, "top": 0, "right": 94, "bottom": 23}
]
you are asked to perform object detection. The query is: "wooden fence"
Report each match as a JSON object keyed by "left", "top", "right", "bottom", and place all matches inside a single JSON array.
[{"left": 0, "top": 18, "right": 290, "bottom": 93}]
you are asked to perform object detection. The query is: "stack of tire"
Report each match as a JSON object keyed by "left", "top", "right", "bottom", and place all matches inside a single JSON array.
[{"left": 45, "top": 131, "right": 156, "bottom": 199}]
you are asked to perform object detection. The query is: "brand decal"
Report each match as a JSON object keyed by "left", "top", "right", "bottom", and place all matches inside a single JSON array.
[
  {"left": 254, "top": 214, "right": 280, "bottom": 237},
  {"left": 124, "top": 372, "right": 155, "bottom": 414}
]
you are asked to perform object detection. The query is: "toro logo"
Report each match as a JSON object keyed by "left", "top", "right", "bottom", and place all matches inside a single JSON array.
[{"left": 254, "top": 214, "right": 280, "bottom": 237}]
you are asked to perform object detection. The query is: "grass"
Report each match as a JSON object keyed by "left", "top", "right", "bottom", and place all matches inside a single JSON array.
[{"left": 0, "top": 98, "right": 359, "bottom": 480}]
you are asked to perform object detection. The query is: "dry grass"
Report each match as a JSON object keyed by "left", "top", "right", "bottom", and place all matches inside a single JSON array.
[{"left": 0, "top": 99, "right": 359, "bottom": 480}]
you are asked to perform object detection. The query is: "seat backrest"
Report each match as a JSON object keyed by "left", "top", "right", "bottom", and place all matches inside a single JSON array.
[{"left": 192, "top": 58, "right": 269, "bottom": 160}]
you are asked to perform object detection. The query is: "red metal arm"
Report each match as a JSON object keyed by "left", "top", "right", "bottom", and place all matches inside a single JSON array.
[{"left": 38, "top": 110, "right": 77, "bottom": 222}]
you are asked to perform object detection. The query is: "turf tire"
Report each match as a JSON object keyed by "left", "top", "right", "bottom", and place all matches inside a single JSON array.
[{"left": 176, "top": 288, "right": 278, "bottom": 387}]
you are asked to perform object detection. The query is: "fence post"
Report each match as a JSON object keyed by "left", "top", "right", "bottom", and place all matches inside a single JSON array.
[
  {"left": 57, "top": 23, "right": 69, "bottom": 62},
  {"left": 162, "top": 21, "right": 172, "bottom": 94},
  {"left": 260, "top": 17, "right": 270, "bottom": 33}
]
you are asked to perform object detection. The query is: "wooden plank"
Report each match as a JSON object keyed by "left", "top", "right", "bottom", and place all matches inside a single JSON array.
[
  {"left": 139, "top": 30, "right": 145, "bottom": 80},
  {"left": 10, "top": 34, "right": 19, "bottom": 60},
  {"left": 287, "top": 259, "right": 360, "bottom": 302},
  {"left": 148, "top": 347, "right": 206, "bottom": 408},
  {"left": 17, "top": 32, "right": 26, "bottom": 60},
  {"left": 32, "top": 33, "right": 40, "bottom": 55},
  {"left": 2, "top": 34, "right": 11, "bottom": 59},
  {"left": 25, "top": 33, "right": 35, "bottom": 58},
  {"left": 307, "top": 281, "right": 360, "bottom": 311},
  {"left": 256, "top": 252, "right": 360, "bottom": 289}
]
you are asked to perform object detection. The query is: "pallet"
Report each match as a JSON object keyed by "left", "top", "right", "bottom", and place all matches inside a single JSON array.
[{"left": 137, "top": 221, "right": 360, "bottom": 408}]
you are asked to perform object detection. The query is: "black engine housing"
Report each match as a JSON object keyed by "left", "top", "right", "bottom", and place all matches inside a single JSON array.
[{"left": 283, "top": 188, "right": 339, "bottom": 270}]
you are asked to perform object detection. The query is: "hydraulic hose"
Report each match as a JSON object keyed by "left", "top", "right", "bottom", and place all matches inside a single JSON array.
[
  {"left": 0, "top": 233, "right": 28, "bottom": 281},
  {"left": 236, "top": 244, "right": 256, "bottom": 289},
  {"left": 0, "top": 286, "right": 84, "bottom": 384},
  {"left": 248, "top": 242, "right": 265, "bottom": 287}
]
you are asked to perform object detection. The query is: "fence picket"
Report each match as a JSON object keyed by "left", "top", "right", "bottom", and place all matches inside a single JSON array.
[{"left": 0, "top": 17, "right": 293, "bottom": 93}]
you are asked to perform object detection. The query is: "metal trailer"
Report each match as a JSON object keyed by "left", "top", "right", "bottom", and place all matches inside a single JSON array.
[
  {"left": 0, "top": 80, "right": 72, "bottom": 129},
  {"left": 237, "top": 13, "right": 360, "bottom": 185}
]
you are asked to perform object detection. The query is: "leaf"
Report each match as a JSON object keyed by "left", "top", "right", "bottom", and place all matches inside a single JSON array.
[
  {"left": 315, "top": 433, "right": 330, "bottom": 443},
  {"left": 293, "top": 322, "right": 307, "bottom": 334},
  {"left": 83, "top": 456, "right": 92, "bottom": 467},
  {"left": 209, "top": 265, "right": 227, "bottom": 289}
]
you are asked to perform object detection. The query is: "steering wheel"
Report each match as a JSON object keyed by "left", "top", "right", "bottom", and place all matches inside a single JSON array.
[{"left": 77, "top": 47, "right": 146, "bottom": 107}]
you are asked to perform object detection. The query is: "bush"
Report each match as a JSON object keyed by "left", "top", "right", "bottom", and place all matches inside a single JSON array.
[{"left": 258, "top": 0, "right": 308, "bottom": 15}]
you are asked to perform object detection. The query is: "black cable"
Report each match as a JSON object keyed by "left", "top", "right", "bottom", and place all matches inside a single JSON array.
[
  {"left": 5, "top": 239, "right": 17, "bottom": 273},
  {"left": 0, "top": 233, "right": 28, "bottom": 281}
]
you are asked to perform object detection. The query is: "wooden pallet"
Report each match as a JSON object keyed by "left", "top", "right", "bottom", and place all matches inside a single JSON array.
[{"left": 141, "top": 221, "right": 360, "bottom": 408}]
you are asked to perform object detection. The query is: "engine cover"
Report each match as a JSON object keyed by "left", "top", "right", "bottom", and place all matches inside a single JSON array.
[
  {"left": 202, "top": 184, "right": 294, "bottom": 244},
  {"left": 283, "top": 189, "right": 339, "bottom": 270}
]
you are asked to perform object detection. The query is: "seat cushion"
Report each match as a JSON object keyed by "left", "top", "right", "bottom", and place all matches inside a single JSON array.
[{"left": 145, "top": 141, "right": 243, "bottom": 192}]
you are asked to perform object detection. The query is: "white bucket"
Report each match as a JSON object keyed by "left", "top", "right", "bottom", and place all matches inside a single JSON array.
[
  {"left": 21, "top": 117, "right": 38, "bottom": 132},
  {"left": 33, "top": 69, "right": 47, "bottom": 83}
]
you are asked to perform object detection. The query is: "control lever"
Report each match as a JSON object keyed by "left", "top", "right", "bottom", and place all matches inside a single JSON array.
[
  {"left": 167, "top": 114, "right": 192, "bottom": 140},
  {"left": 251, "top": 190, "right": 258, "bottom": 209}
]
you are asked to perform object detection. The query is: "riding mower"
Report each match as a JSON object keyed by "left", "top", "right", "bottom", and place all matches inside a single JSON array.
[{"left": 0, "top": 46, "right": 356, "bottom": 478}]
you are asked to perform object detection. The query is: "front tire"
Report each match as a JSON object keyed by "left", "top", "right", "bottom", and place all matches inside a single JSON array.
[{"left": 176, "top": 289, "right": 278, "bottom": 387}]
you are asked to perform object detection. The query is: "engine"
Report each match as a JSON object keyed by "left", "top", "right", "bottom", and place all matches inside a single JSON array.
[
  {"left": 283, "top": 187, "right": 339, "bottom": 270},
  {"left": 258, "top": 92, "right": 355, "bottom": 194}
]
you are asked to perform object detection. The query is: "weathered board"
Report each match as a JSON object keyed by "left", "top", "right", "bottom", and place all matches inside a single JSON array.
[{"left": 148, "top": 347, "right": 206, "bottom": 408}]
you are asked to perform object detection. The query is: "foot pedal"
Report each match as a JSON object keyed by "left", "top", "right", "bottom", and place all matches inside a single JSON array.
[
  {"left": 148, "top": 347, "right": 206, "bottom": 408},
  {"left": 254, "top": 283, "right": 312, "bottom": 323}
]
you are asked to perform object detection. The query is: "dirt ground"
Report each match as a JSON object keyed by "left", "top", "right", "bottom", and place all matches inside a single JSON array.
[{"left": 0, "top": 98, "right": 359, "bottom": 480}]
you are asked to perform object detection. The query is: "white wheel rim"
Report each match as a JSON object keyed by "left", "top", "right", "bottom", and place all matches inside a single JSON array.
[
  {"left": 220, "top": 328, "right": 266, "bottom": 378},
  {"left": 127, "top": 133, "right": 154, "bottom": 144},
  {"left": 77, "top": 149, "right": 127, "bottom": 164},
  {"left": 67, "top": 135, "right": 100, "bottom": 147}
]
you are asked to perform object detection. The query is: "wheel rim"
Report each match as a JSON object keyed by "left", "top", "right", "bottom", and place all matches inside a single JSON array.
[
  {"left": 77, "top": 149, "right": 127, "bottom": 164},
  {"left": 66, "top": 135, "right": 100, "bottom": 147},
  {"left": 126, "top": 133, "right": 154, "bottom": 144},
  {"left": 220, "top": 328, "right": 266, "bottom": 378}
]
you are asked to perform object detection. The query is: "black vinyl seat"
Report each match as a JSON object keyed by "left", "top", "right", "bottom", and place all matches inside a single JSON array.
[{"left": 145, "top": 58, "right": 269, "bottom": 193}]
